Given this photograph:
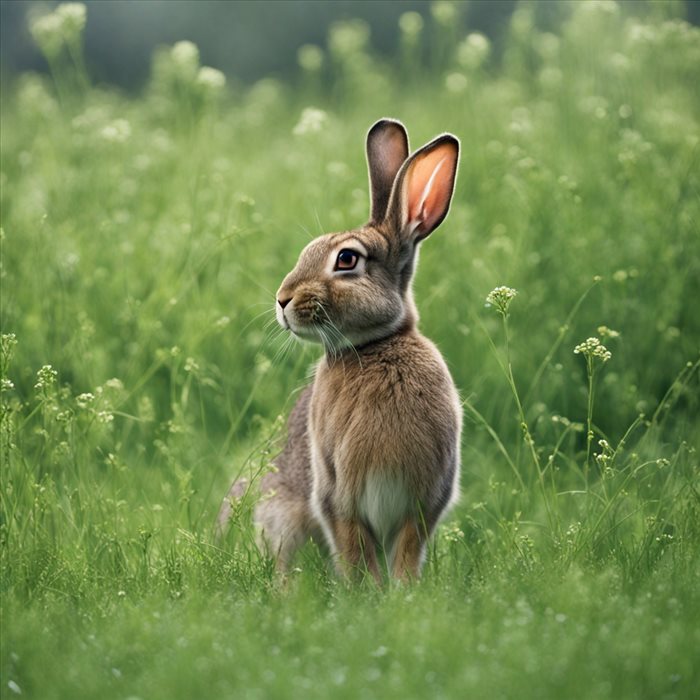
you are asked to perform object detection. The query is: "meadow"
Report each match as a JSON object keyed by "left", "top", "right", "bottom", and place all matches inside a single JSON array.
[{"left": 1, "top": 2, "right": 699, "bottom": 698}]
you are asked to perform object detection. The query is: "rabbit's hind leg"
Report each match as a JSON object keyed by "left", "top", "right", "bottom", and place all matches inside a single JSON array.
[
  {"left": 390, "top": 518, "right": 429, "bottom": 581},
  {"left": 329, "top": 519, "right": 382, "bottom": 584},
  {"left": 256, "top": 491, "right": 313, "bottom": 572}
]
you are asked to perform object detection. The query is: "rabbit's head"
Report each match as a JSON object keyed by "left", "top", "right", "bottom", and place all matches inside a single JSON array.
[{"left": 276, "top": 119, "right": 459, "bottom": 350}]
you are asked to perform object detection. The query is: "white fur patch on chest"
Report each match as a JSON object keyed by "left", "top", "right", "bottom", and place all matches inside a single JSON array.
[{"left": 358, "top": 472, "right": 411, "bottom": 545}]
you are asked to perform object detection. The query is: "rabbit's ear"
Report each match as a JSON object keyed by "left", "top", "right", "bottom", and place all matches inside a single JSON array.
[
  {"left": 387, "top": 134, "right": 459, "bottom": 243},
  {"left": 366, "top": 119, "right": 410, "bottom": 224}
]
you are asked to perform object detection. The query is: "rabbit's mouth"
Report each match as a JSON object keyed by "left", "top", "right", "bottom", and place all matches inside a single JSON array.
[
  {"left": 286, "top": 320, "right": 315, "bottom": 338},
  {"left": 287, "top": 316, "right": 351, "bottom": 349},
  {"left": 289, "top": 324, "right": 329, "bottom": 347},
  {"left": 278, "top": 295, "right": 330, "bottom": 338},
  {"left": 277, "top": 304, "right": 320, "bottom": 339},
  {"left": 277, "top": 292, "right": 358, "bottom": 350}
]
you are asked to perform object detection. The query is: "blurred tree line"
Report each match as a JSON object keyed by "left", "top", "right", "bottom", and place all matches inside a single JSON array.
[{"left": 5, "top": 0, "right": 695, "bottom": 90}]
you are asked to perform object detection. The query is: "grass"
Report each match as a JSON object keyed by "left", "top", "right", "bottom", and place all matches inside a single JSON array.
[{"left": 2, "top": 2, "right": 700, "bottom": 698}]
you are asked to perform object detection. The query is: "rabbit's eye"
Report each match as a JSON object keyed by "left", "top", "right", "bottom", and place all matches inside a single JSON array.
[{"left": 335, "top": 249, "right": 360, "bottom": 271}]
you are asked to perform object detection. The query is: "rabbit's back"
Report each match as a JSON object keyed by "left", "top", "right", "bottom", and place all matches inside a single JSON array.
[
  {"left": 217, "top": 385, "right": 319, "bottom": 565},
  {"left": 263, "top": 385, "right": 314, "bottom": 498},
  {"left": 254, "top": 386, "right": 320, "bottom": 565}
]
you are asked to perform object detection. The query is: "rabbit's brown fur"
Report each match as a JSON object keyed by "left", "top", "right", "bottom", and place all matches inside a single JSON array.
[
  {"left": 217, "top": 386, "right": 322, "bottom": 569},
  {"left": 218, "top": 120, "right": 462, "bottom": 581}
]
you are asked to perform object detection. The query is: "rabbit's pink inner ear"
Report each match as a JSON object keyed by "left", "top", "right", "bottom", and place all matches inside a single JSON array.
[{"left": 405, "top": 141, "right": 458, "bottom": 238}]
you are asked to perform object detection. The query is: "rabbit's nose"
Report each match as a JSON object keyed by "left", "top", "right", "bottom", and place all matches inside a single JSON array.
[{"left": 278, "top": 296, "right": 292, "bottom": 310}]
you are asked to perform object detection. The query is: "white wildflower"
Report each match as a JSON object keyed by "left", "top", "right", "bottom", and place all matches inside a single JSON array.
[
  {"left": 197, "top": 66, "right": 226, "bottom": 91},
  {"left": 56, "top": 3, "right": 86, "bottom": 35},
  {"left": 104, "top": 378, "right": 124, "bottom": 392},
  {"left": 609, "top": 52, "right": 630, "bottom": 73},
  {"left": 431, "top": 1, "right": 458, "bottom": 25},
  {"left": 34, "top": 365, "right": 58, "bottom": 391},
  {"left": 293, "top": 107, "right": 328, "bottom": 136},
  {"left": 170, "top": 40, "right": 199, "bottom": 81},
  {"left": 328, "top": 20, "right": 369, "bottom": 58},
  {"left": 539, "top": 67, "right": 562, "bottom": 89},
  {"left": 457, "top": 33, "right": 490, "bottom": 70},
  {"left": 100, "top": 119, "right": 131, "bottom": 143},
  {"left": 30, "top": 3, "right": 86, "bottom": 57},
  {"left": 76, "top": 392, "right": 95, "bottom": 408},
  {"left": 399, "top": 12, "right": 424, "bottom": 37},
  {"left": 618, "top": 104, "right": 632, "bottom": 119},
  {"left": 535, "top": 33, "right": 560, "bottom": 60},
  {"left": 172, "top": 40, "right": 199, "bottom": 67},
  {"left": 441, "top": 523, "right": 465, "bottom": 543},
  {"left": 485, "top": 286, "right": 518, "bottom": 315},
  {"left": 573, "top": 337, "right": 612, "bottom": 363},
  {"left": 445, "top": 72, "right": 468, "bottom": 93},
  {"left": 30, "top": 12, "right": 65, "bottom": 57},
  {"left": 597, "top": 326, "right": 620, "bottom": 339},
  {"left": 297, "top": 45, "right": 324, "bottom": 72},
  {"left": 577, "top": 0, "right": 620, "bottom": 16},
  {"left": 1, "top": 333, "right": 18, "bottom": 356},
  {"left": 97, "top": 410, "right": 114, "bottom": 424}
]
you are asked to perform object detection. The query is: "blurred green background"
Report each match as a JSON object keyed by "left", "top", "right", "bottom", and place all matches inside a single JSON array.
[
  {"left": 2, "top": 2, "right": 700, "bottom": 699},
  {"left": 4, "top": 1, "right": 493, "bottom": 86},
  {"left": 3, "top": 0, "right": 698, "bottom": 88}
]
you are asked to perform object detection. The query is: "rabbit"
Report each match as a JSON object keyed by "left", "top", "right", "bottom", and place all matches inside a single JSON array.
[{"left": 218, "top": 119, "right": 462, "bottom": 581}]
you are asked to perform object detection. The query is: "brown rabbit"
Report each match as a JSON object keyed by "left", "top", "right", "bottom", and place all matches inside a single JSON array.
[{"left": 218, "top": 119, "right": 462, "bottom": 581}]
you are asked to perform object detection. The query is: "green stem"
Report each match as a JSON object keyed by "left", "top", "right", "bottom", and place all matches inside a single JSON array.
[
  {"left": 570, "top": 459, "right": 664, "bottom": 562},
  {"left": 65, "top": 36, "right": 90, "bottom": 95},
  {"left": 501, "top": 314, "right": 556, "bottom": 534},
  {"left": 462, "top": 397, "right": 525, "bottom": 492},
  {"left": 585, "top": 358, "right": 595, "bottom": 488},
  {"left": 648, "top": 356, "right": 700, "bottom": 429},
  {"left": 523, "top": 279, "right": 600, "bottom": 407}
]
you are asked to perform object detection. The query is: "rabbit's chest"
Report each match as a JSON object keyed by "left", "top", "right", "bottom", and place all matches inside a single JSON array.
[
  {"left": 310, "top": 342, "right": 459, "bottom": 507},
  {"left": 357, "top": 471, "right": 411, "bottom": 545},
  {"left": 315, "top": 353, "right": 447, "bottom": 441}
]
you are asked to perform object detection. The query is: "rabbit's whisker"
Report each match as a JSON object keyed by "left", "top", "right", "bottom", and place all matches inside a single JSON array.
[
  {"left": 257, "top": 325, "right": 288, "bottom": 357},
  {"left": 317, "top": 304, "right": 362, "bottom": 369},
  {"left": 236, "top": 305, "right": 277, "bottom": 342},
  {"left": 270, "top": 333, "right": 295, "bottom": 367}
]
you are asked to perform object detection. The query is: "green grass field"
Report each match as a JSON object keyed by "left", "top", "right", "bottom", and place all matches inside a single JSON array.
[{"left": 2, "top": 2, "right": 699, "bottom": 698}]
